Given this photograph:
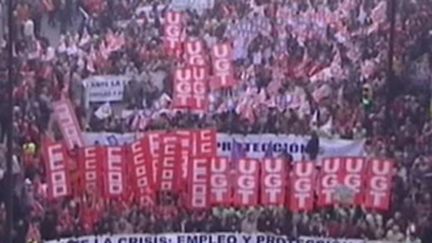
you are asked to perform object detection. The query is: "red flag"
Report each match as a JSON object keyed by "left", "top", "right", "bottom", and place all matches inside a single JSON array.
[
  {"left": 211, "top": 43, "right": 236, "bottom": 89},
  {"left": 364, "top": 159, "right": 393, "bottom": 210},
  {"left": 157, "top": 133, "right": 182, "bottom": 191},
  {"left": 233, "top": 158, "right": 259, "bottom": 206},
  {"left": 78, "top": 147, "right": 104, "bottom": 196},
  {"left": 209, "top": 157, "right": 231, "bottom": 206},
  {"left": 187, "top": 156, "right": 210, "bottom": 209},
  {"left": 260, "top": 158, "right": 287, "bottom": 206},
  {"left": 289, "top": 162, "right": 315, "bottom": 212},
  {"left": 42, "top": 139, "right": 71, "bottom": 200},
  {"left": 129, "top": 138, "right": 155, "bottom": 205},
  {"left": 101, "top": 147, "right": 128, "bottom": 199},
  {"left": 164, "top": 11, "right": 184, "bottom": 56}
]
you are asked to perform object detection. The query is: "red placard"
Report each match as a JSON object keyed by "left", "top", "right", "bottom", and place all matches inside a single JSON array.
[
  {"left": 210, "top": 157, "right": 231, "bottom": 206},
  {"left": 102, "top": 147, "right": 128, "bottom": 199},
  {"left": 187, "top": 156, "right": 210, "bottom": 209},
  {"left": 289, "top": 162, "right": 315, "bottom": 212},
  {"left": 164, "top": 11, "right": 184, "bottom": 56},
  {"left": 157, "top": 133, "right": 181, "bottom": 191},
  {"left": 364, "top": 159, "right": 393, "bottom": 210},
  {"left": 129, "top": 139, "right": 154, "bottom": 204},
  {"left": 173, "top": 67, "right": 208, "bottom": 111},
  {"left": 211, "top": 43, "right": 236, "bottom": 89},
  {"left": 185, "top": 40, "right": 207, "bottom": 66},
  {"left": 261, "top": 158, "right": 287, "bottom": 205},
  {"left": 78, "top": 147, "right": 104, "bottom": 196},
  {"left": 233, "top": 158, "right": 259, "bottom": 206},
  {"left": 42, "top": 140, "right": 71, "bottom": 200}
]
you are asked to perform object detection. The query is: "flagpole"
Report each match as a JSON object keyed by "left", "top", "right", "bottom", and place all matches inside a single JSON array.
[{"left": 5, "top": 0, "right": 15, "bottom": 241}]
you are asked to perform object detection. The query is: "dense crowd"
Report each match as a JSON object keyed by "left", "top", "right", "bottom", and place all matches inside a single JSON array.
[{"left": 0, "top": 0, "right": 431, "bottom": 242}]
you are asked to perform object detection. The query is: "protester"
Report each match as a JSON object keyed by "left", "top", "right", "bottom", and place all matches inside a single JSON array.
[{"left": 0, "top": 0, "right": 431, "bottom": 243}]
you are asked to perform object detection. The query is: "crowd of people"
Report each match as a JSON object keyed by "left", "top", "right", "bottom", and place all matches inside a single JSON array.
[{"left": 0, "top": 0, "right": 431, "bottom": 242}]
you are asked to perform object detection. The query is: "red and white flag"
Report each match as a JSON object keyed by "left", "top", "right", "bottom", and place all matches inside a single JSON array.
[
  {"left": 78, "top": 147, "right": 104, "bottom": 196},
  {"left": 156, "top": 133, "right": 181, "bottom": 191},
  {"left": 42, "top": 139, "right": 71, "bottom": 200},
  {"left": 172, "top": 67, "right": 208, "bottom": 112},
  {"left": 364, "top": 159, "right": 393, "bottom": 210},
  {"left": 187, "top": 156, "right": 210, "bottom": 209},
  {"left": 209, "top": 157, "right": 232, "bottom": 206},
  {"left": 261, "top": 158, "right": 288, "bottom": 205},
  {"left": 102, "top": 147, "right": 128, "bottom": 199},
  {"left": 289, "top": 162, "right": 315, "bottom": 212},
  {"left": 164, "top": 11, "right": 184, "bottom": 57},
  {"left": 211, "top": 43, "right": 236, "bottom": 89},
  {"left": 129, "top": 138, "right": 154, "bottom": 204},
  {"left": 233, "top": 158, "right": 259, "bottom": 206},
  {"left": 53, "top": 99, "right": 84, "bottom": 149}
]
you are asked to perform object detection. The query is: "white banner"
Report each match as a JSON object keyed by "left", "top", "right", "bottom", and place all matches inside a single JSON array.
[
  {"left": 170, "top": 0, "right": 215, "bottom": 12},
  {"left": 44, "top": 233, "right": 365, "bottom": 243},
  {"left": 83, "top": 75, "right": 130, "bottom": 102},
  {"left": 83, "top": 133, "right": 364, "bottom": 161},
  {"left": 53, "top": 99, "right": 84, "bottom": 149}
]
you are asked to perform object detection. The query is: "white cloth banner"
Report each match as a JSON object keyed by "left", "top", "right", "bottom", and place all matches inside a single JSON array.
[
  {"left": 44, "top": 233, "right": 365, "bottom": 243},
  {"left": 83, "top": 75, "right": 130, "bottom": 102},
  {"left": 83, "top": 133, "right": 365, "bottom": 161},
  {"left": 170, "top": 0, "right": 215, "bottom": 12}
]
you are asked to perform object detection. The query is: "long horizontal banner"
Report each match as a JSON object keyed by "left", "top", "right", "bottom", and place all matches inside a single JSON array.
[
  {"left": 83, "top": 132, "right": 365, "bottom": 161},
  {"left": 44, "top": 233, "right": 365, "bottom": 243}
]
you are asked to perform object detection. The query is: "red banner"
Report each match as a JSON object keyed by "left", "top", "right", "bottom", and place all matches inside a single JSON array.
[
  {"left": 364, "top": 159, "right": 393, "bottom": 210},
  {"left": 210, "top": 157, "right": 231, "bottom": 205},
  {"left": 185, "top": 40, "right": 207, "bottom": 67},
  {"left": 318, "top": 157, "right": 367, "bottom": 206},
  {"left": 261, "top": 158, "right": 287, "bottom": 205},
  {"left": 317, "top": 157, "right": 343, "bottom": 206},
  {"left": 147, "top": 131, "right": 162, "bottom": 184},
  {"left": 194, "top": 129, "right": 217, "bottom": 157},
  {"left": 129, "top": 139, "right": 154, "bottom": 204},
  {"left": 172, "top": 67, "right": 208, "bottom": 111},
  {"left": 289, "top": 162, "right": 315, "bottom": 212},
  {"left": 342, "top": 157, "right": 367, "bottom": 205},
  {"left": 42, "top": 140, "right": 71, "bottom": 200},
  {"left": 157, "top": 134, "right": 181, "bottom": 191},
  {"left": 176, "top": 130, "right": 194, "bottom": 180},
  {"left": 233, "top": 158, "right": 259, "bottom": 206},
  {"left": 53, "top": 99, "right": 84, "bottom": 149},
  {"left": 78, "top": 147, "right": 104, "bottom": 196},
  {"left": 102, "top": 147, "right": 127, "bottom": 199},
  {"left": 187, "top": 156, "right": 210, "bottom": 209},
  {"left": 164, "top": 11, "right": 183, "bottom": 56},
  {"left": 211, "top": 43, "right": 236, "bottom": 89}
]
